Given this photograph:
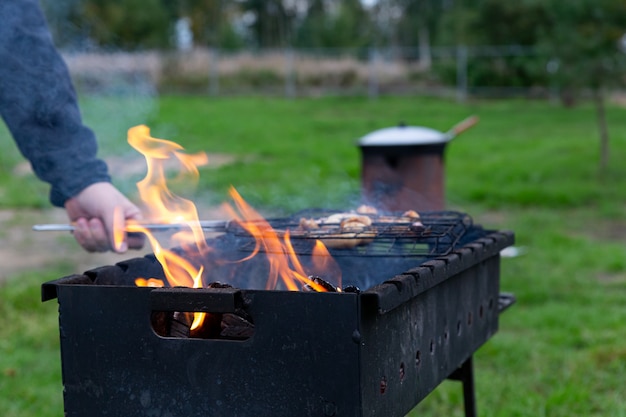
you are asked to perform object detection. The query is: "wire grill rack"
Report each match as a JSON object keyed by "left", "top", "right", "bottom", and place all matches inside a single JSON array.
[{"left": 230, "top": 210, "right": 475, "bottom": 258}]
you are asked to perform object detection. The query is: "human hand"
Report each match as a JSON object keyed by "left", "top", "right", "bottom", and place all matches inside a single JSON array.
[{"left": 64, "top": 182, "right": 145, "bottom": 253}]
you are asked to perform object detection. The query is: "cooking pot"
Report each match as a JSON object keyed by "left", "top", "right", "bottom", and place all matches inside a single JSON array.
[{"left": 358, "top": 116, "right": 478, "bottom": 212}]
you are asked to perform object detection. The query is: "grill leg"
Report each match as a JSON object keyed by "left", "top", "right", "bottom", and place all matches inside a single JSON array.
[{"left": 448, "top": 356, "right": 477, "bottom": 417}]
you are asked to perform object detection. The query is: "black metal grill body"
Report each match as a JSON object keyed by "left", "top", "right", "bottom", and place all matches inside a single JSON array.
[{"left": 42, "top": 230, "right": 513, "bottom": 417}]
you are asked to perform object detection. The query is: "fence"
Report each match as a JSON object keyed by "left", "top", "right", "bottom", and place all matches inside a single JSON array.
[{"left": 63, "top": 45, "right": 562, "bottom": 100}]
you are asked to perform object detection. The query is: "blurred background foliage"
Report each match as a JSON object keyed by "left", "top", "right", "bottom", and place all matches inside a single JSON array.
[
  {"left": 39, "top": 0, "right": 626, "bottom": 173},
  {"left": 41, "top": 0, "right": 626, "bottom": 92}
]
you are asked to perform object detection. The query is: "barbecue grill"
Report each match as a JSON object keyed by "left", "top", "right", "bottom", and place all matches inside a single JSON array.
[{"left": 42, "top": 210, "right": 514, "bottom": 417}]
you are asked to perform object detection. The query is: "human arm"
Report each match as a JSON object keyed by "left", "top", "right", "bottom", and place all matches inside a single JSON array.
[
  {"left": 0, "top": 0, "right": 110, "bottom": 206},
  {"left": 0, "top": 0, "right": 143, "bottom": 252}
]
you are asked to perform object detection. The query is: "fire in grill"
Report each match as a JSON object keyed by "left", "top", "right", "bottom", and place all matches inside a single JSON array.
[
  {"left": 42, "top": 209, "right": 514, "bottom": 417},
  {"left": 40, "top": 125, "right": 515, "bottom": 417}
]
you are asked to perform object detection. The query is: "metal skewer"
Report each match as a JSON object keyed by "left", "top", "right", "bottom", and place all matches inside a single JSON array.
[{"left": 33, "top": 220, "right": 230, "bottom": 233}]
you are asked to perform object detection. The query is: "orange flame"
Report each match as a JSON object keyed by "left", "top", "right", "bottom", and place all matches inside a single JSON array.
[
  {"left": 223, "top": 187, "right": 341, "bottom": 291},
  {"left": 135, "top": 278, "right": 165, "bottom": 287},
  {"left": 127, "top": 125, "right": 209, "bottom": 330},
  {"left": 311, "top": 240, "right": 343, "bottom": 285},
  {"left": 112, "top": 206, "right": 125, "bottom": 252},
  {"left": 127, "top": 125, "right": 343, "bottom": 331},
  {"left": 128, "top": 125, "right": 209, "bottom": 250}
]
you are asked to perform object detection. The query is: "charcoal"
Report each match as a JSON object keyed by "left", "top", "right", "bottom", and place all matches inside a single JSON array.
[
  {"left": 150, "top": 311, "right": 169, "bottom": 337},
  {"left": 150, "top": 281, "right": 255, "bottom": 340},
  {"left": 220, "top": 313, "right": 255, "bottom": 339},
  {"left": 206, "top": 282, "right": 233, "bottom": 289},
  {"left": 189, "top": 282, "right": 254, "bottom": 339},
  {"left": 150, "top": 311, "right": 192, "bottom": 338},
  {"left": 302, "top": 276, "right": 339, "bottom": 292},
  {"left": 343, "top": 285, "right": 361, "bottom": 294},
  {"left": 188, "top": 312, "right": 223, "bottom": 339},
  {"left": 170, "top": 312, "right": 192, "bottom": 338}
]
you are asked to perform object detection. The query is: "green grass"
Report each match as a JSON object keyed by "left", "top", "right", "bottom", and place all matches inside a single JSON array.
[
  {"left": 412, "top": 205, "right": 626, "bottom": 416},
  {"left": 2, "top": 95, "right": 626, "bottom": 416},
  {"left": 0, "top": 269, "right": 64, "bottom": 417}
]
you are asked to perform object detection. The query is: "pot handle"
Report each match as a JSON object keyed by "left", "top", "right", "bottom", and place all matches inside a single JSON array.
[{"left": 448, "top": 115, "right": 479, "bottom": 137}]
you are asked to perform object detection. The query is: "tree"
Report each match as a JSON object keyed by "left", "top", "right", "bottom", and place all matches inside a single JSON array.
[
  {"left": 80, "top": 0, "right": 172, "bottom": 49},
  {"left": 369, "top": 0, "right": 403, "bottom": 47},
  {"left": 293, "top": 0, "right": 327, "bottom": 47},
  {"left": 179, "top": 0, "right": 226, "bottom": 47},
  {"left": 538, "top": 0, "right": 626, "bottom": 172},
  {"left": 294, "top": 0, "right": 371, "bottom": 48},
  {"left": 240, "top": 0, "right": 293, "bottom": 47},
  {"left": 433, "top": 0, "right": 551, "bottom": 88},
  {"left": 396, "top": 0, "right": 446, "bottom": 69},
  {"left": 435, "top": 0, "right": 483, "bottom": 46}
]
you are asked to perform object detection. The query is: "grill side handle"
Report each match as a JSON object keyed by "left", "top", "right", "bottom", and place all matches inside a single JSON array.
[
  {"left": 149, "top": 287, "right": 241, "bottom": 313},
  {"left": 42, "top": 274, "right": 94, "bottom": 302}
]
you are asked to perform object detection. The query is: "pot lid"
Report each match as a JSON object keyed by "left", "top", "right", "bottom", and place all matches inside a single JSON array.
[{"left": 358, "top": 124, "right": 449, "bottom": 147}]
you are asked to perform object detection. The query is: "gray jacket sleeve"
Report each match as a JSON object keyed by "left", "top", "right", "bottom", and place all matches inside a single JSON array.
[{"left": 0, "top": 0, "right": 110, "bottom": 207}]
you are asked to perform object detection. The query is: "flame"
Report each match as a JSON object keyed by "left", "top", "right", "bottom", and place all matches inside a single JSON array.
[
  {"left": 128, "top": 125, "right": 208, "bottom": 329},
  {"left": 311, "top": 240, "right": 343, "bottom": 284},
  {"left": 223, "top": 187, "right": 341, "bottom": 291},
  {"left": 135, "top": 278, "right": 165, "bottom": 287},
  {"left": 113, "top": 206, "right": 125, "bottom": 252},
  {"left": 128, "top": 125, "right": 209, "bottom": 251},
  {"left": 128, "top": 125, "right": 343, "bottom": 332}
]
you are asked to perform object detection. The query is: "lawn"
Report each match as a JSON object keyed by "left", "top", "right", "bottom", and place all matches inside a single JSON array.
[{"left": 1, "top": 95, "right": 626, "bottom": 416}]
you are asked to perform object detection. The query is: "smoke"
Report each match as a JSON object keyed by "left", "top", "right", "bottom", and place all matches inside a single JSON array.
[
  {"left": 41, "top": 0, "right": 157, "bottom": 124},
  {"left": 65, "top": 51, "right": 159, "bottom": 143},
  {"left": 63, "top": 51, "right": 160, "bottom": 202},
  {"left": 40, "top": 0, "right": 160, "bottom": 197}
]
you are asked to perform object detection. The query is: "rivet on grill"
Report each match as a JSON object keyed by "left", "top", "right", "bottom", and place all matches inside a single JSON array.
[{"left": 415, "top": 350, "right": 422, "bottom": 367}]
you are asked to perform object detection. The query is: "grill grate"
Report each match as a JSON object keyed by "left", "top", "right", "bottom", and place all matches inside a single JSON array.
[{"left": 229, "top": 210, "right": 475, "bottom": 258}]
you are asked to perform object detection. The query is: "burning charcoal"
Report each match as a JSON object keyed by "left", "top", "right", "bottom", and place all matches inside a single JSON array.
[
  {"left": 220, "top": 313, "right": 255, "bottom": 340},
  {"left": 233, "top": 306, "right": 254, "bottom": 324},
  {"left": 207, "top": 282, "right": 233, "bottom": 289},
  {"left": 150, "top": 311, "right": 170, "bottom": 337},
  {"left": 151, "top": 282, "right": 255, "bottom": 339},
  {"left": 189, "top": 312, "right": 223, "bottom": 339},
  {"left": 302, "top": 276, "right": 339, "bottom": 292},
  {"left": 342, "top": 285, "right": 361, "bottom": 294},
  {"left": 170, "top": 312, "right": 193, "bottom": 338},
  {"left": 150, "top": 311, "right": 192, "bottom": 338},
  {"left": 172, "top": 282, "right": 254, "bottom": 339},
  {"left": 190, "top": 309, "right": 254, "bottom": 340}
]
